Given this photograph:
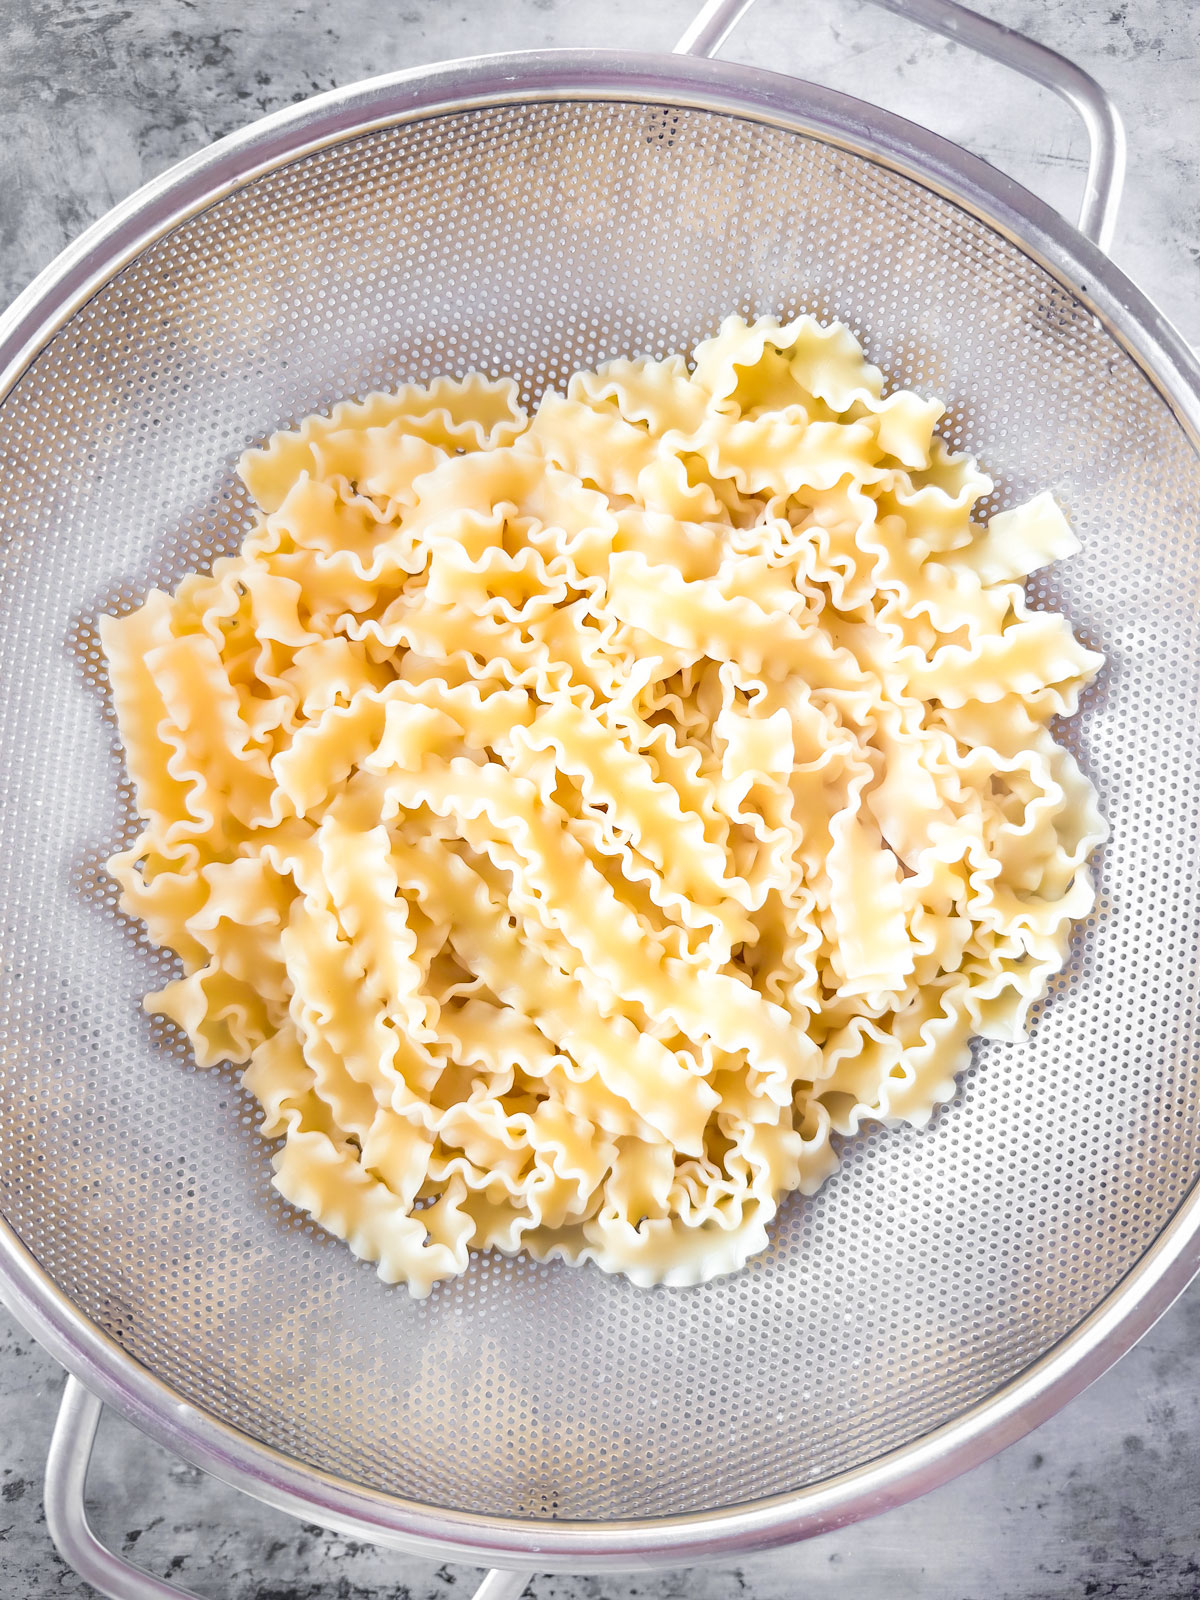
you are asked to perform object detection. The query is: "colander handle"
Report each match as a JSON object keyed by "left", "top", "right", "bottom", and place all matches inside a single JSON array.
[
  {"left": 675, "top": 0, "right": 1126, "bottom": 251},
  {"left": 45, "top": 1375, "right": 534, "bottom": 1600},
  {"left": 46, "top": 1377, "right": 206, "bottom": 1600}
]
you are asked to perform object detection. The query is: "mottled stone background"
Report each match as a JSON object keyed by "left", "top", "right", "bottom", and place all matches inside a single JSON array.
[{"left": 0, "top": 2, "right": 1197, "bottom": 1597}]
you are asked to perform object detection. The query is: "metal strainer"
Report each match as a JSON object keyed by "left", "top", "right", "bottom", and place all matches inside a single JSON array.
[{"left": 1, "top": 1, "right": 1199, "bottom": 1595}]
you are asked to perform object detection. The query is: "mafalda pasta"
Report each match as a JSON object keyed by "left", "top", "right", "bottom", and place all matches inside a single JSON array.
[{"left": 101, "top": 315, "right": 1105, "bottom": 1296}]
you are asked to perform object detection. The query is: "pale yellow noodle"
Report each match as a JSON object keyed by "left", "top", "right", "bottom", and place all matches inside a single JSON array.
[{"left": 101, "top": 314, "right": 1106, "bottom": 1294}]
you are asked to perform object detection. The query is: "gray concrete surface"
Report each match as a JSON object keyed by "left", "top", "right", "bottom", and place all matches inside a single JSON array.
[{"left": 1, "top": 1, "right": 1198, "bottom": 1597}]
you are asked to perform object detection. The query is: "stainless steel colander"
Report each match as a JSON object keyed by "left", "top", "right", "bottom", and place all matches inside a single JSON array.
[{"left": 2, "top": 1, "right": 1199, "bottom": 1596}]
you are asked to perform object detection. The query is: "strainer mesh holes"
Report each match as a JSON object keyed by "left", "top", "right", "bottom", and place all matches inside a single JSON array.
[{"left": 0, "top": 100, "right": 1198, "bottom": 1521}]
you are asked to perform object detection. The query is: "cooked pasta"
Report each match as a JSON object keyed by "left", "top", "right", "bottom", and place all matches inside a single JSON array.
[{"left": 100, "top": 314, "right": 1106, "bottom": 1295}]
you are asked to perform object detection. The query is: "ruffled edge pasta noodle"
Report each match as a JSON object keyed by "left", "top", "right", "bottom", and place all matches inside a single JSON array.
[{"left": 100, "top": 314, "right": 1106, "bottom": 1296}]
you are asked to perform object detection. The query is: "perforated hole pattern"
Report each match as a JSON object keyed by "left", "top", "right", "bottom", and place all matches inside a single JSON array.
[{"left": 0, "top": 101, "right": 1198, "bottom": 1525}]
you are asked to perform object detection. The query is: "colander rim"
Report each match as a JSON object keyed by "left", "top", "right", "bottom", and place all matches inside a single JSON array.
[{"left": 1, "top": 44, "right": 1199, "bottom": 1570}]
